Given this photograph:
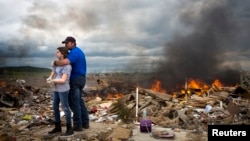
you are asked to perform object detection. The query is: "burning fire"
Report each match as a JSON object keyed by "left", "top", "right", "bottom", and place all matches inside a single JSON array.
[
  {"left": 150, "top": 78, "right": 225, "bottom": 97},
  {"left": 179, "top": 78, "right": 224, "bottom": 96},
  {"left": 94, "top": 93, "right": 123, "bottom": 100},
  {"left": 151, "top": 80, "right": 166, "bottom": 93},
  {"left": 188, "top": 78, "right": 209, "bottom": 90},
  {"left": 212, "top": 79, "right": 223, "bottom": 87},
  {"left": 107, "top": 93, "right": 123, "bottom": 99}
]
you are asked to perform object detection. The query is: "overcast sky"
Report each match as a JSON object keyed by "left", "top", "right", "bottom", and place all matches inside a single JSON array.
[{"left": 0, "top": 0, "right": 250, "bottom": 74}]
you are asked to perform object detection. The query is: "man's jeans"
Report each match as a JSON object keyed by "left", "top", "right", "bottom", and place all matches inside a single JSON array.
[
  {"left": 69, "top": 75, "right": 89, "bottom": 128},
  {"left": 53, "top": 90, "right": 72, "bottom": 124}
]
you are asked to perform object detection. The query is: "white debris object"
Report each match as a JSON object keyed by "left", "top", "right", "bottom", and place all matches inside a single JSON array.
[
  {"left": 205, "top": 104, "right": 212, "bottom": 113},
  {"left": 16, "top": 79, "right": 26, "bottom": 84}
]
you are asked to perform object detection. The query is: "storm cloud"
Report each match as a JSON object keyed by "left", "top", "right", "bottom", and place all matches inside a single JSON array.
[{"left": 0, "top": 0, "right": 249, "bottom": 78}]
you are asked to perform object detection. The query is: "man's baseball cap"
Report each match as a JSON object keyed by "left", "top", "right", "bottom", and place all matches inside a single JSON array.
[{"left": 62, "top": 36, "right": 76, "bottom": 44}]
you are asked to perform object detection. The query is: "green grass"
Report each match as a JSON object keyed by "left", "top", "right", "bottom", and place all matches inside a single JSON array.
[
  {"left": 0, "top": 66, "right": 50, "bottom": 76},
  {"left": 0, "top": 66, "right": 50, "bottom": 72}
]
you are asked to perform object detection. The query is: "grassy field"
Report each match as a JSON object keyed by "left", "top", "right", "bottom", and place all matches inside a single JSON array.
[
  {"left": 0, "top": 66, "right": 155, "bottom": 90},
  {"left": 0, "top": 66, "right": 51, "bottom": 88}
]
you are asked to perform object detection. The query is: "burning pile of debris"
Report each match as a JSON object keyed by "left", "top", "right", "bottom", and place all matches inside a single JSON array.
[
  {"left": 0, "top": 73, "right": 249, "bottom": 140},
  {"left": 91, "top": 84, "right": 249, "bottom": 127},
  {"left": 83, "top": 76, "right": 250, "bottom": 140}
]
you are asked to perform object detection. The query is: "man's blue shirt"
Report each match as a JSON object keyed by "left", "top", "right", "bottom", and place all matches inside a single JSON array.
[{"left": 68, "top": 46, "right": 86, "bottom": 78}]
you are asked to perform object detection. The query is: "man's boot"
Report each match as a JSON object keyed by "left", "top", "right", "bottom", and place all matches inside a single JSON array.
[
  {"left": 82, "top": 123, "right": 90, "bottom": 129},
  {"left": 64, "top": 124, "right": 74, "bottom": 136},
  {"left": 48, "top": 122, "right": 62, "bottom": 134}
]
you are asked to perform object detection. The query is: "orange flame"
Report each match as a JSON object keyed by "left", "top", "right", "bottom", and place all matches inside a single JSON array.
[
  {"left": 151, "top": 80, "right": 166, "bottom": 93},
  {"left": 188, "top": 79, "right": 209, "bottom": 90},
  {"left": 212, "top": 79, "right": 223, "bottom": 87},
  {"left": 106, "top": 93, "right": 123, "bottom": 99}
]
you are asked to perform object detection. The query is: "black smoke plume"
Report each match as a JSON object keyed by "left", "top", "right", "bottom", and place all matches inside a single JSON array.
[{"left": 152, "top": 0, "right": 250, "bottom": 90}]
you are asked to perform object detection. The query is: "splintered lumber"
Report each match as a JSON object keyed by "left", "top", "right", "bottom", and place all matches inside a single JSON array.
[
  {"left": 139, "top": 100, "right": 151, "bottom": 111},
  {"left": 188, "top": 95, "right": 219, "bottom": 107},
  {"left": 141, "top": 88, "right": 172, "bottom": 101}
]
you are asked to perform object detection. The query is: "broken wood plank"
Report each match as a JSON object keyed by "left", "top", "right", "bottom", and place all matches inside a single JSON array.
[{"left": 141, "top": 88, "right": 172, "bottom": 101}]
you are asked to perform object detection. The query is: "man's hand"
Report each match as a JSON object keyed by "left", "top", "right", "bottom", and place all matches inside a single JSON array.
[{"left": 51, "top": 60, "right": 56, "bottom": 67}]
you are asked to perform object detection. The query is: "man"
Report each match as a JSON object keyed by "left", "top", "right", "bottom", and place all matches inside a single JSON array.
[{"left": 53, "top": 36, "right": 89, "bottom": 131}]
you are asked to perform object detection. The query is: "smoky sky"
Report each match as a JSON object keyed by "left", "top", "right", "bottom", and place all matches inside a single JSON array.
[
  {"left": 150, "top": 0, "right": 250, "bottom": 90},
  {"left": 0, "top": 40, "right": 32, "bottom": 65},
  {"left": 0, "top": 0, "right": 250, "bottom": 74},
  {"left": 0, "top": 0, "right": 175, "bottom": 71}
]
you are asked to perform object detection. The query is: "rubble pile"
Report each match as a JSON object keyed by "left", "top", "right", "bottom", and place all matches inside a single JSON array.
[
  {"left": 0, "top": 74, "right": 250, "bottom": 141},
  {"left": 104, "top": 86, "right": 250, "bottom": 131},
  {"left": 83, "top": 82, "right": 250, "bottom": 140},
  {"left": 0, "top": 78, "right": 56, "bottom": 140}
]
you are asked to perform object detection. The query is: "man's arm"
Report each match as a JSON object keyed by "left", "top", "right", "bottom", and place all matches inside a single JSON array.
[{"left": 54, "top": 58, "right": 70, "bottom": 66}]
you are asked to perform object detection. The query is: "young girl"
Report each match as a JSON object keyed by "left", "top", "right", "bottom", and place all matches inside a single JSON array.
[{"left": 47, "top": 47, "right": 73, "bottom": 136}]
